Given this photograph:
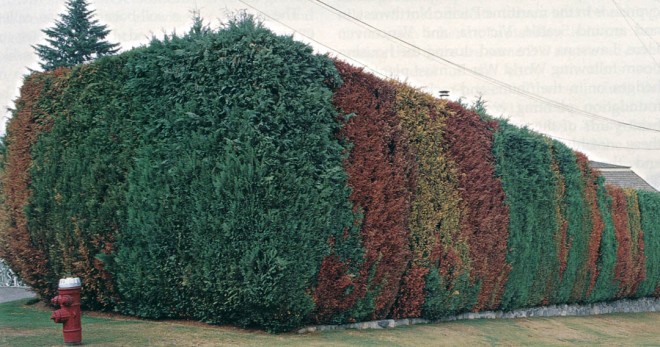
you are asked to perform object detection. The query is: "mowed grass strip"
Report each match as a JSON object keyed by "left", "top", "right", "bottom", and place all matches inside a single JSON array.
[{"left": 1, "top": 299, "right": 659, "bottom": 346}]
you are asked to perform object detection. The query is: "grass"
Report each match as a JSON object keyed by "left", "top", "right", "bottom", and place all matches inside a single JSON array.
[{"left": 1, "top": 298, "right": 659, "bottom": 346}]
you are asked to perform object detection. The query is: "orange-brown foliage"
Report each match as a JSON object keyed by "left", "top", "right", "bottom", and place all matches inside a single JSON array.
[
  {"left": 575, "top": 153, "right": 605, "bottom": 297},
  {"left": 313, "top": 61, "right": 415, "bottom": 321},
  {"left": 1, "top": 70, "right": 69, "bottom": 297},
  {"left": 443, "top": 103, "right": 510, "bottom": 310}
]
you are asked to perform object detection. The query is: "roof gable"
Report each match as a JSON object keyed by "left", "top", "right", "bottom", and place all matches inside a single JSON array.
[{"left": 588, "top": 161, "right": 658, "bottom": 192}]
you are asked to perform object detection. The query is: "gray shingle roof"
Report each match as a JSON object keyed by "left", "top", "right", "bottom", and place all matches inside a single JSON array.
[
  {"left": 588, "top": 161, "right": 658, "bottom": 192},
  {"left": 589, "top": 161, "right": 630, "bottom": 169}
]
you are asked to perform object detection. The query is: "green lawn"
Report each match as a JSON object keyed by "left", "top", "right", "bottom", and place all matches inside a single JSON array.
[{"left": 1, "top": 299, "right": 659, "bottom": 346}]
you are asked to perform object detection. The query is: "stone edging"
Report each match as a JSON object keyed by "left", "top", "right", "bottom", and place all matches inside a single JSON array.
[{"left": 297, "top": 297, "right": 660, "bottom": 333}]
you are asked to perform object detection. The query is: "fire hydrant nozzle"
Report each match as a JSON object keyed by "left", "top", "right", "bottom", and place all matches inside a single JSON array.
[
  {"left": 51, "top": 309, "right": 72, "bottom": 323},
  {"left": 51, "top": 277, "right": 82, "bottom": 345},
  {"left": 51, "top": 294, "right": 73, "bottom": 307}
]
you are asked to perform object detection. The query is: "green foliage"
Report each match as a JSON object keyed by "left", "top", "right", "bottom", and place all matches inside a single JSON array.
[
  {"left": 624, "top": 190, "right": 645, "bottom": 296},
  {"left": 111, "top": 15, "right": 356, "bottom": 331},
  {"left": 493, "top": 121, "right": 560, "bottom": 310},
  {"left": 422, "top": 269, "right": 480, "bottom": 319},
  {"left": 1, "top": 73, "right": 54, "bottom": 297},
  {"left": 16, "top": 14, "right": 359, "bottom": 331},
  {"left": 33, "top": 0, "right": 120, "bottom": 70},
  {"left": 469, "top": 95, "right": 494, "bottom": 121},
  {"left": 636, "top": 191, "right": 660, "bottom": 297},
  {"left": 587, "top": 178, "right": 619, "bottom": 302},
  {"left": 27, "top": 59, "right": 130, "bottom": 309},
  {"left": 8, "top": 10, "right": 660, "bottom": 332},
  {"left": 550, "top": 142, "right": 591, "bottom": 303}
]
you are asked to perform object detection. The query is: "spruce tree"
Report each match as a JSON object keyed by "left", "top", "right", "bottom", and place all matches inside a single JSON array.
[{"left": 33, "top": 0, "right": 120, "bottom": 70}]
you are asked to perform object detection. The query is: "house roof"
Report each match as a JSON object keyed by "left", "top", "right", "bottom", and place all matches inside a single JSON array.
[
  {"left": 588, "top": 161, "right": 658, "bottom": 192},
  {"left": 589, "top": 161, "right": 630, "bottom": 170}
]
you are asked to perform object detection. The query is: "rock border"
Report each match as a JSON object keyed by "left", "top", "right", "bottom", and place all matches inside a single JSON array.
[{"left": 297, "top": 297, "right": 660, "bottom": 333}]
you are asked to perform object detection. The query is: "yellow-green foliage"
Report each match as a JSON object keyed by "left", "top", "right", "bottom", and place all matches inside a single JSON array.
[
  {"left": 393, "top": 83, "right": 464, "bottom": 269},
  {"left": 393, "top": 83, "right": 478, "bottom": 317}
]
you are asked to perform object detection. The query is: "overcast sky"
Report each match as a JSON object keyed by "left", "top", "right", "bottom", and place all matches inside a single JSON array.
[{"left": 2, "top": 0, "right": 659, "bottom": 188}]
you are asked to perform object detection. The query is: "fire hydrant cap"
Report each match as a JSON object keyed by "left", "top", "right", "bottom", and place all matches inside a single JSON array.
[{"left": 58, "top": 277, "right": 81, "bottom": 289}]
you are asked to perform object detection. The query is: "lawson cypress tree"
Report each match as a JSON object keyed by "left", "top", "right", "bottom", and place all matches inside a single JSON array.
[{"left": 33, "top": 0, "right": 120, "bottom": 70}]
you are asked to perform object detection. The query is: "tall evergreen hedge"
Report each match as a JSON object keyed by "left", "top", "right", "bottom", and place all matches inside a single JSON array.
[
  {"left": 588, "top": 176, "right": 619, "bottom": 302},
  {"left": 113, "top": 17, "right": 359, "bottom": 331},
  {"left": 393, "top": 84, "right": 479, "bottom": 319},
  {"left": 313, "top": 61, "right": 412, "bottom": 324},
  {"left": 551, "top": 142, "right": 591, "bottom": 303},
  {"left": 27, "top": 60, "right": 129, "bottom": 309},
  {"left": 493, "top": 122, "right": 561, "bottom": 309},
  {"left": 637, "top": 191, "right": 660, "bottom": 297},
  {"left": 443, "top": 102, "right": 510, "bottom": 312},
  {"left": 2, "top": 70, "right": 70, "bottom": 300},
  {"left": 1, "top": 15, "right": 659, "bottom": 332}
]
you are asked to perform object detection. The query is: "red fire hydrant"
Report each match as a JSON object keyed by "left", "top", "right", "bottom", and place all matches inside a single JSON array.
[{"left": 51, "top": 277, "right": 82, "bottom": 345}]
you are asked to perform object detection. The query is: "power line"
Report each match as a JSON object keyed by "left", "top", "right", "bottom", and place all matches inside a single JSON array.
[
  {"left": 236, "top": 1, "right": 660, "bottom": 150},
  {"left": 547, "top": 134, "right": 660, "bottom": 150},
  {"left": 505, "top": 118, "right": 660, "bottom": 150},
  {"left": 611, "top": 1, "right": 660, "bottom": 48},
  {"left": 610, "top": 0, "right": 660, "bottom": 70},
  {"left": 627, "top": 16, "right": 660, "bottom": 49},
  {"left": 237, "top": 0, "right": 390, "bottom": 80},
  {"left": 309, "top": 0, "right": 660, "bottom": 134}
]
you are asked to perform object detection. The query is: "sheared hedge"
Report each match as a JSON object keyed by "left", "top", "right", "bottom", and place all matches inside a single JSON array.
[
  {"left": 114, "top": 19, "right": 362, "bottom": 332},
  {"left": 493, "top": 122, "right": 561, "bottom": 309},
  {"left": 1, "top": 15, "right": 659, "bottom": 332},
  {"left": 1, "top": 70, "right": 68, "bottom": 301},
  {"left": 551, "top": 141, "right": 591, "bottom": 303},
  {"left": 588, "top": 171, "right": 619, "bottom": 303},
  {"left": 637, "top": 191, "right": 660, "bottom": 297},
  {"left": 444, "top": 102, "right": 509, "bottom": 311},
  {"left": 393, "top": 84, "right": 479, "bottom": 319},
  {"left": 313, "top": 61, "right": 413, "bottom": 324},
  {"left": 26, "top": 61, "right": 126, "bottom": 310}
]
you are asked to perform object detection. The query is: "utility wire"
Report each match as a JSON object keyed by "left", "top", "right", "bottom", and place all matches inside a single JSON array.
[
  {"left": 611, "top": 0, "right": 660, "bottom": 69},
  {"left": 505, "top": 118, "right": 660, "bottom": 150},
  {"left": 620, "top": 7, "right": 660, "bottom": 48},
  {"left": 237, "top": 1, "right": 660, "bottom": 150},
  {"left": 237, "top": 0, "right": 390, "bottom": 79},
  {"left": 310, "top": 0, "right": 660, "bottom": 134},
  {"left": 547, "top": 134, "right": 660, "bottom": 150}
]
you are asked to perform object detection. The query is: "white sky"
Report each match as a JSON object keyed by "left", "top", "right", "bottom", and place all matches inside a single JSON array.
[{"left": 2, "top": 0, "right": 659, "bottom": 189}]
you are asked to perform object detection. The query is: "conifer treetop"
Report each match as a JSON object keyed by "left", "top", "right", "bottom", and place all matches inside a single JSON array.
[{"left": 33, "top": 0, "right": 120, "bottom": 70}]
